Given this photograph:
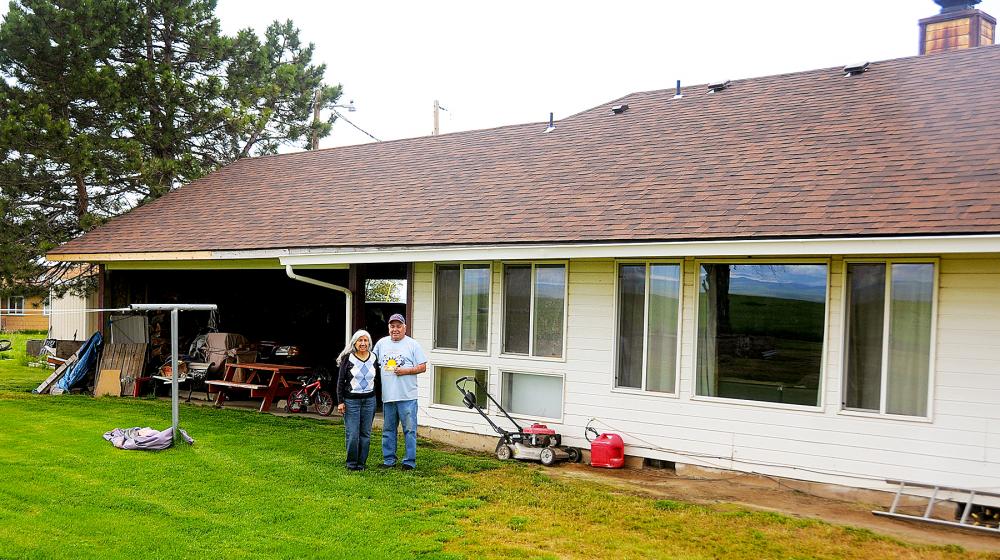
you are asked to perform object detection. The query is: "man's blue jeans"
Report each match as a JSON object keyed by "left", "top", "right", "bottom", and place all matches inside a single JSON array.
[
  {"left": 344, "top": 395, "right": 376, "bottom": 469},
  {"left": 382, "top": 399, "right": 418, "bottom": 467}
]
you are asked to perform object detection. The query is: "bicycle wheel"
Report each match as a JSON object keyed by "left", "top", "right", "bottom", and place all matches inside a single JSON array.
[
  {"left": 315, "top": 391, "right": 335, "bottom": 416},
  {"left": 285, "top": 390, "right": 302, "bottom": 413}
]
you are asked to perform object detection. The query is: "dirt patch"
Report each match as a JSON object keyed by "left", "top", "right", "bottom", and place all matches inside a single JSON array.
[{"left": 549, "top": 463, "right": 1000, "bottom": 553}]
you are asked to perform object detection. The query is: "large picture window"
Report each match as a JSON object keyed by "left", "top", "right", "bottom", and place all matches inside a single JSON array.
[
  {"left": 502, "top": 263, "right": 566, "bottom": 358},
  {"left": 433, "top": 366, "right": 487, "bottom": 408},
  {"left": 616, "top": 262, "right": 681, "bottom": 393},
  {"left": 696, "top": 263, "right": 828, "bottom": 406},
  {"left": 434, "top": 264, "right": 490, "bottom": 352},
  {"left": 501, "top": 371, "right": 563, "bottom": 419},
  {"left": 844, "top": 262, "right": 934, "bottom": 417}
]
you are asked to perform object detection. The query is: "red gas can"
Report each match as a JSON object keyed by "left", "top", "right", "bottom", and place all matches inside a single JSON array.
[{"left": 589, "top": 433, "right": 625, "bottom": 468}]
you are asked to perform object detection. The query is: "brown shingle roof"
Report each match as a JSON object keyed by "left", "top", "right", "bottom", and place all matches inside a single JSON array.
[{"left": 52, "top": 45, "right": 1000, "bottom": 255}]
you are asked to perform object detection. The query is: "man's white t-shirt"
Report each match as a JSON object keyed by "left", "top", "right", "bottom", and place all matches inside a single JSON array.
[{"left": 373, "top": 335, "right": 428, "bottom": 403}]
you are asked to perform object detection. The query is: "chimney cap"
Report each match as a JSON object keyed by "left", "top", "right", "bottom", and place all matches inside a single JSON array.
[{"left": 934, "top": 0, "right": 981, "bottom": 13}]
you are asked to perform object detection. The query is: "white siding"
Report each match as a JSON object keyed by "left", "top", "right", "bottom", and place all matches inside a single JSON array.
[
  {"left": 48, "top": 290, "right": 98, "bottom": 341},
  {"left": 413, "top": 254, "right": 1000, "bottom": 492}
]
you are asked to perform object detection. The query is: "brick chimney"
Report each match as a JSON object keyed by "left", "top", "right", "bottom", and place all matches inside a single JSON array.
[{"left": 920, "top": 0, "right": 996, "bottom": 54}]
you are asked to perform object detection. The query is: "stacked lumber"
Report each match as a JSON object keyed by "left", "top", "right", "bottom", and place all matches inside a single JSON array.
[{"left": 97, "top": 343, "right": 148, "bottom": 397}]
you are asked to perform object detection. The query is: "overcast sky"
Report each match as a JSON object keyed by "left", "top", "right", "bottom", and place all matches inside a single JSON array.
[
  {"left": 211, "top": 0, "right": 997, "bottom": 148},
  {"left": 5, "top": 1, "right": 998, "bottom": 149}
]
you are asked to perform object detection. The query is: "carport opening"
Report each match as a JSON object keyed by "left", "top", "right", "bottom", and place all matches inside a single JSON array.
[{"left": 105, "top": 268, "right": 349, "bottom": 375}]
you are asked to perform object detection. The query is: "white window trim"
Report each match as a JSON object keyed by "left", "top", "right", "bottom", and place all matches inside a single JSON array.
[
  {"left": 498, "top": 369, "right": 565, "bottom": 423},
  {"left": 431, "top": 262, "right": 492, "bottom": 354},
  {"left": 8, "top": 296, "right": 25, "bottom": 316},
  {"left": 499, "top": 261, "right": 569, "bottom": 362},
  {"left": 428, "top": 362, "right": 491, "bottom": 413},
  {"left": 691, "top": 258, "right": 831, "bottom": 410},
  {"left": 839, "top": 257, "right": 939, "bottom": 421},
  {"left": 611, "top": 260, "right": 683, "bottom": 397}
]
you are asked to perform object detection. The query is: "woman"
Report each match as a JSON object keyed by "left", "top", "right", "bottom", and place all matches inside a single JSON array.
[{"left": 336, "top": 330, "right": 379, "bottom": 471}]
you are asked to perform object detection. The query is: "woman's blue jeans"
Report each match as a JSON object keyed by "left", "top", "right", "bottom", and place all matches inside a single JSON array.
[{"left": 344, "top": 395, "right": 376, "bottom": 469}]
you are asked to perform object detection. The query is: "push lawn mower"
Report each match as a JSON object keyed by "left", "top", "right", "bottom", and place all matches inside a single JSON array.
[{"left": 456, "top": 376, "right": 580, "bottom": 466}]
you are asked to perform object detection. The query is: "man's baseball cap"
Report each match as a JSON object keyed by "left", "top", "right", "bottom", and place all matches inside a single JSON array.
[{"left": 388, "top": 313, "right": 406, "bottom": 324}]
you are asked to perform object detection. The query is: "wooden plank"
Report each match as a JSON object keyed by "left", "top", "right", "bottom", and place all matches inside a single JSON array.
[
  {"left": 205, "top": 380, "right": 268, "bottom": 390},
  {"left": 33, "top": 354, "right": 79, "bottom": 394}
]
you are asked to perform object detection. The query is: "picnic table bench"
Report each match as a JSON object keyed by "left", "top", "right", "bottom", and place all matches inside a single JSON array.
[{"left": 206, "top": 362, "right": 307, "bottom": 412}]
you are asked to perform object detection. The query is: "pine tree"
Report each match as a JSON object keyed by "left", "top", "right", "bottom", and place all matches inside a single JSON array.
[{"left": 0, "top": 0, "right": 344, "bottom": 296}]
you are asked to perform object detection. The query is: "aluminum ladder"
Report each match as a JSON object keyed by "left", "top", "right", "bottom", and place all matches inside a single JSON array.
[{"left": 873, "top": 479, "right": 1000, "bottom": 534}]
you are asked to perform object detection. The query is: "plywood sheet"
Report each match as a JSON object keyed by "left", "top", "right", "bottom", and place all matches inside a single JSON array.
[{"left": 95, "top": 369, "right": 122, "bottom": 397}]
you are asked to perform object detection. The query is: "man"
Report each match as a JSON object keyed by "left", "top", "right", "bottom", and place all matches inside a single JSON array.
[{"left": 373, "top": 313, "right": 427, "bottom": 470}]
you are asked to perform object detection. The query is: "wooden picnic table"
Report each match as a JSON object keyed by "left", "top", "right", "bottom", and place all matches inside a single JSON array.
[{"left": 206, "top": 362, "right": 308, "bottom": 412}]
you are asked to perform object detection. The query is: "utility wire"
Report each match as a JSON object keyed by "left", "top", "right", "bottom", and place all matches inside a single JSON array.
[{"left": 332, "top": 109, "right": 380, "bottom": 142}]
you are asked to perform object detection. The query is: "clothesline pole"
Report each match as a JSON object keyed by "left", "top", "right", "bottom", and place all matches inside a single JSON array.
[
  {"left": 171, "top": 308, "right": 179, "bottom": 439},
  {"left": 129, "top": 303, "right": 217, "bottom": 443}
]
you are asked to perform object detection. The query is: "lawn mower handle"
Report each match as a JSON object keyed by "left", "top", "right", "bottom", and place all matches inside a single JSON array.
[{"left": 455, "top": 376, "right": 524, "bottom": 437}]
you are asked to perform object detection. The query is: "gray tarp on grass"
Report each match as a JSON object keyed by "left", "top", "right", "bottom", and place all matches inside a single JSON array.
[{"left": 103, "top": 427, "right": 194, "bottom": 450}]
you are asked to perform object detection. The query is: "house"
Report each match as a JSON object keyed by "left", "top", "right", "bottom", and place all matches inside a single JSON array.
[
  {"left": 0, "top": 293, "right": 48, "bottom": 332},
  {"left": 47, "top": 5, "right": 1000, "bottom": 495}
]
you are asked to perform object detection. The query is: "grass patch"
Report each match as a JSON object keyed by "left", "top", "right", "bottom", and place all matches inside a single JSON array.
[{"left": 0, "top": 353, "right": 992, "bottom": 559}]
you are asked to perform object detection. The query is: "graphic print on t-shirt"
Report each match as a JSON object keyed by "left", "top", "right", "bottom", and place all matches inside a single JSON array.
[{"left": 382, "top": 353, "right": 406, "bottom": 373}]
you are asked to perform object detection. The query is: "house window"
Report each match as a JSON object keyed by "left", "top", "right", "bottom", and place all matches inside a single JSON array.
[
  {"left": 616, "top": 262, "right": 682, "bottom": 393},
  {"left": 434, "top": 264, "right": 490, "bottom": 352},
  {"left": 502, "top": 263, "right": 566, "bottom": 358},
  {"left": 433, "top": 366, "right": 488, "bottom": 408},
  {"left": 844, "top": 262, "right": 934, "bottom": 417},
  {"left": 696, "top": 263, "right": 828, "bottom": 406},
  {"left": 8, "top": 296, "right": 24, "bottom": 316},
  {"left": 501, "top": 371, "right": 563, "bottom": 419}
]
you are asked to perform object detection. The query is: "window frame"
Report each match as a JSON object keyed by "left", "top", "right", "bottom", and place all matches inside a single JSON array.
[
  {"left": 428, "top": 362, "right": 491, "bottom": 413},
  {"left": 499, "top": 261, "right": 569, "bottom": 362},
  {"left": 611, "top": 259, "right": 684, "bottom": 397},
  {"left": 431, "top": 262, "right": 493, "bottom": 355},
  {"left": 8, "top": 296, "right": 24, "bottom": 316},
  {"left": 690, "top": 258, "right": 831, "bottom": 412},
  {"left": 839, "top": 257, "right": 939, "bottom": 421},
  {"left": 498, "top": 369, "right": 565, "bottom": 423}
]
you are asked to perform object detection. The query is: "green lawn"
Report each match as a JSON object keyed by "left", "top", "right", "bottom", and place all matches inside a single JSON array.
[{"left": 0, "top": 334, "right": 992, "bottom": 559}]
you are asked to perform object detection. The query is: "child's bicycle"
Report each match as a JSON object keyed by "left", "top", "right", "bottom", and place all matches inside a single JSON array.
[{"left": 284, "top": 372, "right": 335, "bottom": 416}]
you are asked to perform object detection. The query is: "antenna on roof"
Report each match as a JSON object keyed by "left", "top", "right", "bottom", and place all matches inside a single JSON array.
[
  {"left": 544, "top": 112, "right": 555, "bottom": 133},
  {"left": 673, "top": 80, "right": 683, "bottom": 100},
  {"left": 843, "top": 62, "right": 870, "bottom": 77}
]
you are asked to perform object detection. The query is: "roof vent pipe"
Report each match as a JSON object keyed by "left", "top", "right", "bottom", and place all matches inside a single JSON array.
[
  {"left": 673, "top": 80, "right": 682, "bottom": 99},
  {"left": 544, "top": 112, "right": 555, "bottom": 133}
]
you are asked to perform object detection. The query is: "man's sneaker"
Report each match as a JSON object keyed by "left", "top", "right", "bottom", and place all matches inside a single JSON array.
[
  {"left": 401, "top": 464, "right": 415, "bottom": 471},
  {"left": 377, "top": 463, "right": 395, "bottom": 469}
]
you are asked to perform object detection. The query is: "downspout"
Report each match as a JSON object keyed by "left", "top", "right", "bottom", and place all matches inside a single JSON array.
[{"left": 285, "top": 265, "right": 353, "bottom": 345}]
